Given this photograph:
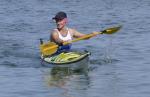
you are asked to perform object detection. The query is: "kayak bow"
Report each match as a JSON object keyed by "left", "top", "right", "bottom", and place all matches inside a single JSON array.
[{"left": 41, "top": 50, "right": 90, "bottom": 64}]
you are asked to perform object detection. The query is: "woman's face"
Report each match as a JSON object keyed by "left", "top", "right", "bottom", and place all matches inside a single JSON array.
[{"left": 56, "top": 18, "right": 68, "bottom": 29}]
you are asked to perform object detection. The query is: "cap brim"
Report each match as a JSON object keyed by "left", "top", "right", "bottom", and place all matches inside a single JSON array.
[{"left": 52, "top": 17, "right": 56, "bottom": 20}]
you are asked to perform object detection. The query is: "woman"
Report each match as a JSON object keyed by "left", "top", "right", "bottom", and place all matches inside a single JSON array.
[{"left": 50, "top": 11, "right": 98, "bottom": 53}]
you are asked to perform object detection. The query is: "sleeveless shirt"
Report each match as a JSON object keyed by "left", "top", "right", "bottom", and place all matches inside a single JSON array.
[
  {"left": 56, "top": 28, "right": 72, "bottom": 41},
  {"left": 55, "top": 28, "right": 72, "bottom": 54}
]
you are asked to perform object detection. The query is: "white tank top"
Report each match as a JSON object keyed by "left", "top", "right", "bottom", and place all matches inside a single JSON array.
[{"left": 56, "top": 28, "right": 72, "bottom": 41}]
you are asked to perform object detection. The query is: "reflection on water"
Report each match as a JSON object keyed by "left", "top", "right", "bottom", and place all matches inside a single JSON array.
[
  {"left": 43, "top": 58, "right": 90, "bottom": 97},
  {"left": 46, "top": 59, "right": 89, "bottom": 87}
]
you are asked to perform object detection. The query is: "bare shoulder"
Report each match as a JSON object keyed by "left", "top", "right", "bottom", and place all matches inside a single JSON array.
[
  {"left": 50, "top": 29, "right": 59, "bottom": 41},
  {"left": 51, "top": 29, "right": 58, "bottom": 36}
]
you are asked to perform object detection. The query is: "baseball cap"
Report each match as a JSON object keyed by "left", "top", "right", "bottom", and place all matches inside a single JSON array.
[{"left": 52, "top": 11, "right": 67, "bottom": 22}]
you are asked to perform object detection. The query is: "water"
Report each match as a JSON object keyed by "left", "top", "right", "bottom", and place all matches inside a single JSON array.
[{"left": 0, "top": 0, "right": 150, "bottom": 97}]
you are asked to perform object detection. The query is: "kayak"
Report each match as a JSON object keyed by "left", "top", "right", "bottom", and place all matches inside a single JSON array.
[{"left": 41, "top": 50, "right": 90, "bottom": 65}]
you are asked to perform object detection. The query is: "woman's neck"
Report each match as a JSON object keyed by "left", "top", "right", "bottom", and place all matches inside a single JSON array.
[{"left": 57, "top": 27, "right": 67, "bottom": 32}]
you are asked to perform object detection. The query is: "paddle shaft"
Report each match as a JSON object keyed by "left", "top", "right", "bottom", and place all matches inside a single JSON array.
[{"left": 63, "top": 32, "right": 101, "bottom": 45}]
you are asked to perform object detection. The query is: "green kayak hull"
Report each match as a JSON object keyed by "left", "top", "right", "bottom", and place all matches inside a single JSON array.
[{"left": 41, "top": 50, "right": 90, "bottom": 65}]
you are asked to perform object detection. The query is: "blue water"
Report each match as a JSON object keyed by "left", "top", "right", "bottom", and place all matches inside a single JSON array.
[{"left": 1, "top": 0, "right": 150, "bottom": 97}]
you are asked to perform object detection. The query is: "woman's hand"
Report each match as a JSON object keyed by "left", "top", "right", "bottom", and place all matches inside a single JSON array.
[{"left": 92, "top": 31, "right": 99, "bottom": 36}]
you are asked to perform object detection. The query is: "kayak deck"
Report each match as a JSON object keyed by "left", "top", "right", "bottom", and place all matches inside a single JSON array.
[{"left": 41, "top": 50, "right": 90, "bottom": 64}]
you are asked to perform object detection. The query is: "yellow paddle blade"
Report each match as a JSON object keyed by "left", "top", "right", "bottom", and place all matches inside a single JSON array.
[
  {"left": 101, "top": 25, "right": 122, "bottom": 34},
  {"left": 40, "top": 42, "right": 58, "bottom": 56}
]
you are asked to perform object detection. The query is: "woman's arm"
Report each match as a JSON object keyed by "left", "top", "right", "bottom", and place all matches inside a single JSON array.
[
  {"left": 71, "top": 29, "right": 85, "bottom": 38},
  {"left": 50, "top": 30, "right": 64, "bottom": 45}
]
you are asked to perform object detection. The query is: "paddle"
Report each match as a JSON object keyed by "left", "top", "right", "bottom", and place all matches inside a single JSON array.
[{"left": 40, "top": 25, "right": 122, "bottom": 56}]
